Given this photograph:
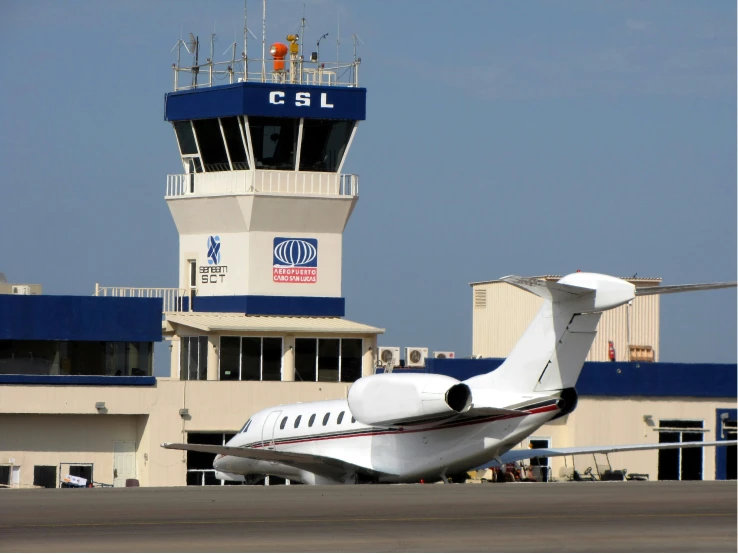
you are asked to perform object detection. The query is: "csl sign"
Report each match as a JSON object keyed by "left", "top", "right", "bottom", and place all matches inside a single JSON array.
[
  {"left": 269, "top": 91, "right": 334, "bottom": 108},
  {"left": 273, "top": 237, "right": 318, "bottom": 284}
]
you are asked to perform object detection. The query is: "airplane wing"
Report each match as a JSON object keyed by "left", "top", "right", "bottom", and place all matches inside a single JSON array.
[
  {"left": 487, "top": 439, "right": 738, "bottom": 467},
  {"left": 499, "top": 275, "right": 594, "bottom": 303},
  {"left": 161, "top": 442, "right": 396, "bottom": 483},
  {"left": 635, "top": 282, "right": 736, "bottom": 296}
]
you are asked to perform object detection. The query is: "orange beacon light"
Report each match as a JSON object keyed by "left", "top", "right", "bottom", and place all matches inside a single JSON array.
[{"left": 270, "top": 43, "right": 288, "bottom": 71}]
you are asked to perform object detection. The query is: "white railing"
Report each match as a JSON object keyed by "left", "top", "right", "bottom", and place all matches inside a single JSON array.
[
  {"left": 94, "top": 285, "right": 190, "bottom": 313},
  {"left": 166, "top": 171, "right": 358, "bottom": 198}
]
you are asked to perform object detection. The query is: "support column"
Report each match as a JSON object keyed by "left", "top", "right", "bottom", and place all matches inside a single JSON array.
[
  {"left": 207, "top": 334, "right": 218, "bottom": 381},
  {"left": 282, "top": 335, "right": 295, "bottom": 381},
  {"left": 362, "top": 335, "right": 377, "bottom": 377},
  {"left": 170, "top": 337, "right": 180, "bottom": 379}
]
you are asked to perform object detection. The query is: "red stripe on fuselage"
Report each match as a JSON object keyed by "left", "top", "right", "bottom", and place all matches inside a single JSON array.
[{"left": 245, "top": 404, "right": 559, "bottom": 450}]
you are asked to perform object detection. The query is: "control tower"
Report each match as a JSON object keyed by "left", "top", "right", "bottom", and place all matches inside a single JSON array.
[
  {"left": 160, "top": 32, "right": 382, "bottom": 383},
  {"left": 165, "top": 36, "right": 365, "bottom": 317}
]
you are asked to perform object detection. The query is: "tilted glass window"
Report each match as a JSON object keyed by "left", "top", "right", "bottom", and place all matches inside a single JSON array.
[
  {"left": 173, "top": 121, "right": 198, "bottom": 155},
  {"left": 192, "top": 119, "right": 230, "bottom": 172},
  {"left": 248, "top": 117, "right": 298, "bottom": 170},
  {"left": 299, "top": 119, "right": 354, "bottom": 172},
  {"left": 220, "top": 117, "right": 249, "bottom": 170}
]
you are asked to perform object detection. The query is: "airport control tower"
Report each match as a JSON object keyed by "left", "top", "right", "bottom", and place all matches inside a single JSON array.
[{"left": 164, "top": 35, "right": 365, "bottom": 317}]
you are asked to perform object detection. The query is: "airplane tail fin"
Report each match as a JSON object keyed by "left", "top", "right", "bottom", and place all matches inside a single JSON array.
[{"left": 465, "top": 273, "right": 736, "bottom": 394}]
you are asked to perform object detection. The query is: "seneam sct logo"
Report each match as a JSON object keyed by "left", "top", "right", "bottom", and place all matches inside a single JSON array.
[{"left": 273, "top": 237, "right": 318, "bottom": 283}]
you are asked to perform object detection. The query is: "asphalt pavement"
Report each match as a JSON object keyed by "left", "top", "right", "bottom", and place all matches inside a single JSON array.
[{"left": 0, "top": 481, "right": 735, "bottom": 552}]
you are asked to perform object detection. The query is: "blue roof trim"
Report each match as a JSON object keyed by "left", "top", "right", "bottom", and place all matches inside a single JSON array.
[
  {"left": 379, "top": 359, "right": 737, "bottom": 399},
  {"left": 193, "top": 295, "right": 345, "bottom": 317},
  {"left": 0, "top": 375, "right": 156, "bottom": 386},
  {"left": 165, "top": 81, "right": 366, "bottom": 121},
  {"left": 0, "top": 295, "right": 163, "bottom": 342}
]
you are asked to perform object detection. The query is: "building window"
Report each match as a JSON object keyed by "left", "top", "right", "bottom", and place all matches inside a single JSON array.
[
  {"left": 218, "top": 337, "right": 283, "bottom": 381},
  {"left": 192, "top": 119, "right": 230, "bottom": 172},
  {"left": 188, "top": 260, "right": 197, "bottom": 289},
  {"left": 0, "top": 340, "right": 153, "bottom": 377},
  {"left": 657, "top": 420, "right": 704, "bottom": 481},
  {"left": 294, "top": 338, "right": 363, "bottom": 383},
  {"left": 221, "top": 116, "right": 250, "bottom": 170},
  {"left": 299, "top": 119, "right": 354, "bottom": 172},
  {"left": 33, "top": 466, "right": 57, "bottom": 489},
  {"left": 247, "top": 116, "right": 298, "bottom": 170},
  {"left": 186, "top": 432, "right": 247, "bottom": 486},
  {"left": 180, "top": 336, "right": 208, "bottom": 380}
]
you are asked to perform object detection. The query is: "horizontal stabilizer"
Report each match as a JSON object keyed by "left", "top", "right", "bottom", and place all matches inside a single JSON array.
[
  {"left": 500, "top": 275, "right": 594, "bottom": 303},
  {"left": 636, "top": 282, "right": 737, "bottom": 296},
  {"left": 487, "top": 439, "right": 738, "bottom": 467},
  {"left": 465, "top": 406, "right": 529, "bottom": 418},
  {"left": 161, "top": 442, "right": 393, "bottom": 482}
]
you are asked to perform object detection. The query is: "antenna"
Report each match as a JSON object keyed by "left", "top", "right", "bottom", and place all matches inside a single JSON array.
[
  {"left": 317, "top": 32, "right": 328, "bottom": 63},
  {"left": 243, "top": 0, "right": 248, "bottom": 80},
  {"left": 336, "top": 9, "right": 340, "bottom": 63},
  {"left": 261, "top": 0, "right": 267, "bottom": 82}
]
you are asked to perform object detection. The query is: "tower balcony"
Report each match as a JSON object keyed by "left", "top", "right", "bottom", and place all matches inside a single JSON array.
[{"left": 165, "top": 170, "right": 358, "bottom": 199}]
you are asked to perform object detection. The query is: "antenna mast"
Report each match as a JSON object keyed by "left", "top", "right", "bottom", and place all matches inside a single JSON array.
[
  {"left": 336, "top": 10, "right": 340, "bottom": 63},
  {"left": 261, "top": 0, "right": 267, "bottom": 82},
  {"left": 243, "top": 0, "right": 248, "bottom": 80}
]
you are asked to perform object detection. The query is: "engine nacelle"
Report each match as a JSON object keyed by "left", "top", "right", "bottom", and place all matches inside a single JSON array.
[{"left": 347, "top": 373, "right": 472, "bottom": 427}]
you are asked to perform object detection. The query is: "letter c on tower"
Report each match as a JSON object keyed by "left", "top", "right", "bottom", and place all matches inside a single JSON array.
[{"left": 269, "top": 91, "right": 285, "bottom": 105}]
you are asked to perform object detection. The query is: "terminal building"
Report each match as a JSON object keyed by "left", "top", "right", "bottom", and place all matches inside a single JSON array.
[{"left": 0, "top": 29, "right": 735, "bottom": 488}]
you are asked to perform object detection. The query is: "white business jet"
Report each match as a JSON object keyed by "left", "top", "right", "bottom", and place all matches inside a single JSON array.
[{"left": 163, "top": 272, "right": 737, "bottom": 485}]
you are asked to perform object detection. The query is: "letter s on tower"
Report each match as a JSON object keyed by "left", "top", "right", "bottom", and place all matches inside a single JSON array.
[
  {"left": 295, "top": 92, "right": 311, "bottom": 107},
  {"left": 269, "top": 91, "right": 285, "bottom": 105}
]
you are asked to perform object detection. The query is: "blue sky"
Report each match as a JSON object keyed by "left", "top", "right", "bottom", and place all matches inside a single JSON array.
[{"left": 1, "top": 0, "right": 735, "bottom": 372}]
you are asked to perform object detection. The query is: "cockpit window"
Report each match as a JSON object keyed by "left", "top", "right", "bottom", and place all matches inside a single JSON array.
[
  {"left": 351, "top": 416, "right": 356, "bottom": 423},
  {"left": 308, "top": 414, "right": 316, "bottom": 427},
  {"left": 240, "top": 419, "right": 251, "bottom": 433}
]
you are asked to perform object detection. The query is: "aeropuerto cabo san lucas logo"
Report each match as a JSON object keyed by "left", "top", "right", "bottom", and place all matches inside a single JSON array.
[{"left": 273, "top": 237, "right": 318, "bottom": 283}]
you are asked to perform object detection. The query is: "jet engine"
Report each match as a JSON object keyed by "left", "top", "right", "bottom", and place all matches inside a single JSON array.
[{"left": 347, "top": 373, "right": 472, "bottom": 427}]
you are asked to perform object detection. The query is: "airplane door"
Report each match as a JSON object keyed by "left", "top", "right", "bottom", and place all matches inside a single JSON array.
[{"left": 261, "top": 411, "right": 282, "bottom": 449}]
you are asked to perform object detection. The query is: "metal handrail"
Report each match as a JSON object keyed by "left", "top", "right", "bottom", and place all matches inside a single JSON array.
[{"left": 94, "top": 285, "right": 190, "bottom": 313}]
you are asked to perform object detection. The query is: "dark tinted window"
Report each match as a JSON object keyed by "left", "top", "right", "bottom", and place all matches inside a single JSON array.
[
  {"left": 173, "top": 121, "right": 198, "bottom": 155},
  {"left": 221, "top": 116, "right": 249, "bottom": 170},
  {"left": 323, "top": 413, "right": 330, "bottom": 426},
  {"left": 318, "top": 339, "right": 339, "bottom": 382},
  {"left": 295, "top": 338, "right": 317, "bottom": 381},
  {"left": 193, "top": 119, "right": 230, "bottom": 171},
  {"left": 280, "top": 416, "right": 288, "bottom": 430},
  {"left": 299, "top": 119, "right": 354, "bottom": 172},
  {"left": 240, "top": 419, "right": 251, "bottom": 433},
  {"left": 262, "top": 338, "right": 282, "bottom": 381},
  {"left": 308, "top": 414, "right": 316, "bottom": 427},
  {"left": 241, "top": 338, "right": 261, "bottom": 381},
  {"left": 337, "top": 411, "right": 344, "bottom": 424},
  {"left": 248, "top": 117, "right": 298, "bottom": 170},
  {"left": 351, "top": 416, "right": 356, "bottom": 423},
  {"left": 294, "top": 415, "right": 302, "bottom": 428},
  {"left": 219, "top": 337, "right": 240, "bottom": 381},
  {"left": 341, "top": 339, "right": 362, "bottom": 382}
]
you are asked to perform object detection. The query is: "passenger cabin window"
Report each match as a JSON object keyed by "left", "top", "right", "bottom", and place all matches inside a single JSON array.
[
  {"left": 337, "top": 411, "right": 345, "bottom": 424},
  {"left": 280, "top": 416, "right": 288, "bottom": 430},
  {"left": 308, "top": 414, "right": 316, "bottom": 427},
  {"left": 323, "top": 413, "right": 330, "bottom": 426},
  {"left": 294, "top": 415, "right": 302, "bottom": 428}
]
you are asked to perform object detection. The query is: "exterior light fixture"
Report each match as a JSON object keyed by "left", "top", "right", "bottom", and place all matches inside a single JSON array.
[
  {"left": 179, "top": 408, "right": 189, "bottom": 418},
  {"left": 95, "top": 402, "right": 107, "bottom": 414}
]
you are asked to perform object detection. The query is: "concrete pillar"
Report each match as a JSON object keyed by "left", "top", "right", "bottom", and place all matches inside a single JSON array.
[
  {"left": 362, "top": 335, "right": 377, "bottom": 377},
  {"left": 207, "top": 334, "right": 218, "bottom": 381},
  {"left": 282, "top": 335, "right": 295, "bottom": 381},
  {"left": 170, "top": 337, "right": 180, "bottom": 379}
]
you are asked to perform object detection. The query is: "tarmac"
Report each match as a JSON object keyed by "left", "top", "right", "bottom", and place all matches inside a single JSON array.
[{"left": 0, "top": 481, "right": 735, "bottom": 552}]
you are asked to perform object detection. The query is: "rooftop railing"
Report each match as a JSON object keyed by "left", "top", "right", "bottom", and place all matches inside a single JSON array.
[
  {"left": 166, "top": 170, "right": 358, "bottom": 198},
  {"left": 94, "top": 285, "right": 190, "bottom": 313}
]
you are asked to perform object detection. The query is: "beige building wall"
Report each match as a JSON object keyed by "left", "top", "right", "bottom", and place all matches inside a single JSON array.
[
  {"left": 471, "top": 278, "right": 661, "bottom": 362},
  {"left": 0, "top": 380, "right": 351, "bottom": 488},
  {"left": 516, "top": 397, "right": 735, "bottom": 481}
]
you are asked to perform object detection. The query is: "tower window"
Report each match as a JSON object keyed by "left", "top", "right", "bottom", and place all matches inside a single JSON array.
[
  {"left": 299, "top": 119, "right": 354, "bottom": 172},
  {"left": 248, "top": 117, "right": 298, "bottom": 170}
]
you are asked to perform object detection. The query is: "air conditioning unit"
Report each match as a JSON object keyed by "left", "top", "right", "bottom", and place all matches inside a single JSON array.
[
  {"left": 11, "top": 285, "right": 30, "bottom": 295},
  {"left": 377, "top": 347, "right": 400, "bottom": 368},
  {"left": 405, "top": 347, "right": 428, "bottom": 368},
  {"left": 433, "top": 351, "right": 455, "bottom": 359}
]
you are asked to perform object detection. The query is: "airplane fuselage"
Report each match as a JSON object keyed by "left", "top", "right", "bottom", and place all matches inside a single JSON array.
[{"left": 213, "top": 395, "right": 561, "bottom": 484}]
